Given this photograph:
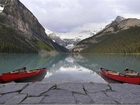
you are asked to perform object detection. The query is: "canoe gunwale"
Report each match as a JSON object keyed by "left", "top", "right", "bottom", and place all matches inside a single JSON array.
[
  {"left": 0, "top": 68, "right": 47, "bottom": 83},
  {"left": 100, "top": 68, "right": 140, "bottom": 85},
  {"left": 101, "top": 68, "right": 140, "bottom": 78}
]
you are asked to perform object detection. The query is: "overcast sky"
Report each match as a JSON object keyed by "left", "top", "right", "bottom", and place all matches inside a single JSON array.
[{"left": 20, "top": 0, "right": 140, "bottom": 33}]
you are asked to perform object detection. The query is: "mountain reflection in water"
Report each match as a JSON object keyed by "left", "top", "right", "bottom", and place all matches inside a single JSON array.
[
  {"left": 44, "top": 56, "right": 106, "bottom": 84},
  {"left": 0, "top": 53, "right": 140, "bottom": 83}
]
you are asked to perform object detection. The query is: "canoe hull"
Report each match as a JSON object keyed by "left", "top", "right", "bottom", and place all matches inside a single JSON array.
[
  {"left": 0, "top": 69, "right": 47, "bottom": 83},
  {"left": 100, "top": 68, "right": 140, "bottom": 85}
]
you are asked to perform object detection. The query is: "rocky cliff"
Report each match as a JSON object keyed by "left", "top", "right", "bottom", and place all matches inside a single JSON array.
[
  {"left": 0, "top": 0, "right": 68, "bottom": 53},
  {"left": 73, "top": 16, "right": 140, "bottom": 53},
  {"left": 98, "top": 16, "right": 140, "bottom": 35}
]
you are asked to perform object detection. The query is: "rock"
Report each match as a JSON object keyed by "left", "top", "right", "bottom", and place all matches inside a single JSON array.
[
  {"left": 106, "top": 91, "right": 140, "bottom": 104},
  {"left": 22, "top": 96, "right": 44, "bottom": 104},
  {"left": 118, "top": 18, "right": 140, "bottom": 30},
  {"left": 0, "top": 84, "right": 4, "bottom": 88},
  {"left": 110, "top": 83, "right": 140, "bottom": 94},
  {"left": 115, "top": 16, "right": 125, "bottom": 23},
  {"left": 57, "top": 83, "right": 85, "bottom": 94},
  {"left": 83, "top": 83, "right": 109, "bottom": 93},
  {"left": 5, "top": 94, "right": 27, "bottom": 105},
  {"left": 88, "top": 92, "right": 117, "bottom": 104},
  {"left": 74, "top": 93, "right": 93, "bottom": 104},
  {"left": 101, "top": 17, "right": 140, "bottom": 34},
  {"left": 41, "top": 94, "right": 75, "bottom": 104},
  {"left": 41, "top": 88, "right": 75, "bottom": 104},
  {"left": 0, "top": 92, "right": 18, "bottom": 104},
  {"left": 43, "top": 89, "right": 72, "bottom": 96},
  {"left": 0, "top": 83, "right": 27, "bottom": 94},
  {"left": 21, "top": 83, "right": 55, "bottom": 96},
  {"left": 0, "top": 83, "right": 139, "bottom": 104}
]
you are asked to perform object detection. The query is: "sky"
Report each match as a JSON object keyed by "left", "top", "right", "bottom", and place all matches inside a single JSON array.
[{"left": 20, "top": 0, "right": 140, "bottom": 33}]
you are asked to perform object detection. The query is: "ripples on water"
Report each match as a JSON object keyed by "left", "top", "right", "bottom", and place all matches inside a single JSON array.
[{"left": 0, "top": 53, "right": 140, "bottom": 83}]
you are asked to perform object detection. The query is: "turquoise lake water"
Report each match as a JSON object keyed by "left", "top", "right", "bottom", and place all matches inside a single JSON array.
[{"left": 0, "top": 53, "right": 140, "bottom": 83}]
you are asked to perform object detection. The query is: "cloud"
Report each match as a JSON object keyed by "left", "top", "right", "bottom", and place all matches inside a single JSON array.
[
  {"left": 72, "top": 22, "right": 109, "bottom": 33},
  {"left": 20, "top": 0, "right": 140, "bottom": 33},
  {"left": 115, "top": 0, "right": 140, "bottom": 13},
  {"left": 108, "top": 0, "right": 140, "bottom": 18}
]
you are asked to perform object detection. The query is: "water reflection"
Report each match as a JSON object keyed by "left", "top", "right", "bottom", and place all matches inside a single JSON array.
[
  {"left": 0, "top": 53, "right": 140, "bottom": 83},
  {"left": 0, "top": 53, "right": 67, "bottom": 73},
  {"left": 74, "top": 54, "right": 140, "bottom": 72},
  {"left": 44, "top": 56, "right": 106, "bottom": 83}
]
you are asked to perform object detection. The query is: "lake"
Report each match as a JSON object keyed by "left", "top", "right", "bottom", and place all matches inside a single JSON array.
[{"left": 0, "top": 53, "right": 140, "bottom": 83}]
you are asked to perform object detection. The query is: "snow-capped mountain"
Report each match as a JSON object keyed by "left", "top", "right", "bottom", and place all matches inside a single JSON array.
[
  {"left": 56, "top": 30, "right": 94, "bottom": 40},
  {"left": 46, "top": 29, "right": 94, "bottom": 50},
  {"left": 97, "top": 16, "right": 140, "bottom": 35},
  {"left": 73, "top": 16, "right": 140, "bottom": 53}
]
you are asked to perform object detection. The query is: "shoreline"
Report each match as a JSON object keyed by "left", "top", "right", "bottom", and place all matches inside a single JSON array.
[{"left": 0, "top": 82, "right": 140, "bottom": 104}]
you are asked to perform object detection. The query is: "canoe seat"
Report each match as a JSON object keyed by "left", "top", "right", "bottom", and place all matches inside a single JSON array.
[
  {"left": 26, "top": 70, "right": 32, "bottom": 73},
  {"left": 10, "top": 70, "right": 26, "bottom": 73},
  {"left": 125, "top": 72, "right": 139, "bottom": 76},
  {"left": 108, "top": 71, "right": 119, "bottom": 75}
]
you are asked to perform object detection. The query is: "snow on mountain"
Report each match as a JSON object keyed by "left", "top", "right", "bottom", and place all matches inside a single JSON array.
[
  {"left": 45, "top": 28, "right": 94, "bottom": 50},
  {"left": 45, "top": 28, "right": 53, "bottom": 35},
  {"left": 66, "top": 44, "right": 74, "bottom": 50},
  {"left": 0, "top": 4, "right": 4, "bottom": 13},
  {"left": 55, "top": 31, "right": 94, "bottom": 49},
  {"left": 73, "top": 16, "right": 140, "bottom": 53},
  {"left": 56, "top": 30, "right": 94, "bottom": 40}
]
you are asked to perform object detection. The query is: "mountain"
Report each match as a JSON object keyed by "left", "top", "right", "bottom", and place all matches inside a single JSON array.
[
  {"left": 48, "top": 30, "right": 94, "bottom": 50},
  {"left": 0, "top": 0, "right": 68, "bottom": 53},
  {"left": 56, "top": 30, "right": 94, "bottom": 40},
  {"left": 101, "top": 16, "right": 125, "bottom": 33},
  {"left": 48, "top": 32, "right": 81, "bottom": 50},
  {"left": 73, "top": 16, "right": 140, "bottom": 53}
]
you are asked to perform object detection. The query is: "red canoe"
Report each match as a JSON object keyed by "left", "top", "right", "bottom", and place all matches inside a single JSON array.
[
  {"left": 0, "top": 68, "right": 47, "bottom": 83},
  {"left": 100, "top": 68, "right": 140, "bottom": 85}
]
